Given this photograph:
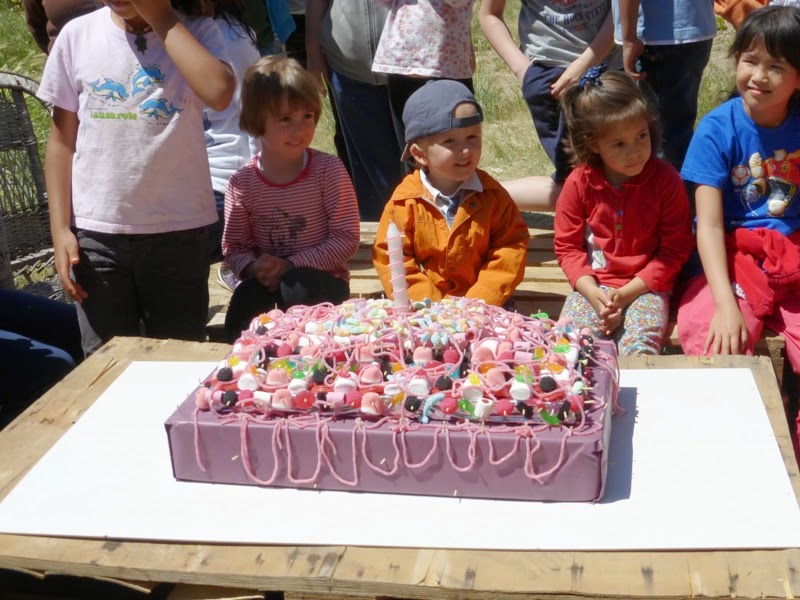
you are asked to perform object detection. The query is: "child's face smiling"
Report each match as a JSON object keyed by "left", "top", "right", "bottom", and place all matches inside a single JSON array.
[
  {"left": 736, "top": 41, "right": 800, "bottom": 127},
  {"left": 411, "top": 102, "right": 482, "bottom": 197},
  {"left": 260, "top": 96, "right": 316, "bottom": 164},
  {"left": 588, "top": 117, "right": 651, "bottom": 187}
]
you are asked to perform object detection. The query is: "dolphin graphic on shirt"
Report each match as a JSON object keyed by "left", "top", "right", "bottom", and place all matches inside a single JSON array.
[
  {"left": 139, "top": 98, "right": 181, "bottom": 120},
  {"left": 89, "top": 78, "right": 128, "bottom": 102},
  {"left": 131, "top": 66, "right": 165, "bottom": 95}
]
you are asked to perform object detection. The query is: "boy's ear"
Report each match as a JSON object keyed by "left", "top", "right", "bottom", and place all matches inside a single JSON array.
[{"left": 409, "top": 142, "right": 429, "bottom": 168}]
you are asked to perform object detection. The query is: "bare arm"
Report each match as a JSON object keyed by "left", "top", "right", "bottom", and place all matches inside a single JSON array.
[
  {"left": 305, "top": 0, "right": 330, "bottom": 91},
  {"left": 479, "top": 0, "right": 529, "bottom": 83},
  {"left": 694, "top": 184, "right": 749, "bottom": 355},
  {"left": 45, "top": 107, "right": 86, "bottom": 302},
  {"left": 550, "top": 9, "right": 617, "bottom": 99},
  {"left": 617, "top": 0, "right": 645, "bottom": 80},
  {"left": 130, "top": 0, "right": 235, "bottom": 110},
  {"left": 500, "top": 176, "right": 560, "bottom": 212}
]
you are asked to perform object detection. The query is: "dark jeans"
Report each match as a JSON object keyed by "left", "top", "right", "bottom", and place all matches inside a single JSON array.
[
  {"left": 521, "top": 62, "right": 571, "bottom": 183},
  {"left": 284, "top": 13, "right": 307, "bottom": 68},
  {"left": 224, "top": 267, "right": 349, "bottom": 341},
  {"left": 386, "top": 74, "right": 475, "bottom": 146},
  {"left": 283, "top": 13, "right": 351, "bottom": 177},
  {"left": 74, "top": 227, "right": 211, "bottom": 355},
  {"left": 330, "top": 70, "right": 404, "bottom": 221},
  {"left": 0, "top": 289, "right": 82, "bottom": 428},
  {"left": 638, "top": 39, "right": 713, "bottom": 171},
  {"left": 208, "top": 189, "right": 225, "bottom": 264}
]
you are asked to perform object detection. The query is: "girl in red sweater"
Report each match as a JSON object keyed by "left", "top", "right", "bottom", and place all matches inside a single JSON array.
[{"left": 554, "top": 68, "right": 692, "bottom": 355}]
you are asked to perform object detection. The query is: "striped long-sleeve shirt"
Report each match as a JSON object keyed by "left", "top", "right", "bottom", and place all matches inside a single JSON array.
[{"left": 222, "top": 149, "right": 360, "bottom": 281}]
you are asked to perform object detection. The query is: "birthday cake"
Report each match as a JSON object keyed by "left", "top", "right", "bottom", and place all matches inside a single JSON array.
[{"left": 165, "top": 298, "right": 618, "bottom": 502}]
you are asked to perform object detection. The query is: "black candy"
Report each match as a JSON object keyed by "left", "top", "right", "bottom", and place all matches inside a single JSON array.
[
  {"left": 222, "top": 390, "right": 238, "bottom": 407},
  {"left": 434, "top": 376, "right": 453, "bottom": 390},
  {"left": 404, "top": 396, "right": 422, "bottom": 412},
  {"left": 216, "top": 367, "right": 233, "bottom": 382},
  {"left": 539, "top": 376, "right": 557, "bottom": 392},
  {"left": 557, "top": 400, "right": 571, "bottom": 421},
  {"left": 515, "top": 401, "right": 534, "bottom": 418},
  {"left": 311, "top": 368, "right": 327, "bottom": 384}
]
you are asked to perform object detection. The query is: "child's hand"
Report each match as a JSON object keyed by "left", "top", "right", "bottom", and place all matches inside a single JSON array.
[
  {"left": 606, "top": 287, "right": 633, "bottom": 312},
  {"left": 253, "top": 255, "right": 292, "bottom": 292},
  {"left": 551, "top": 56, "right": 591, "bottom": 100},
  {"left": 585, "top": 285, "right": 613, "bottom": 315},
  {"left": 705, "top": 302, "right": 749, "bottom": 355},
  {"left": 600, "top": 306, "right": 622, "bottom": 336},
  {"left": 622, "top": 37, "right": 646, "bottom": 81},
  {"left": 575, "top": 277, "right": 621, "bottom": 337},
  {"left": 306, "top": 45, "right": 330, "bottom": 95},
  {"left": 52, "top": 229, "right": 87, "bottom": 303}
]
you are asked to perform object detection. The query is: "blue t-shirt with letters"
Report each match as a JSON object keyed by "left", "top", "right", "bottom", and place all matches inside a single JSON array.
[{"left": 681, "top": 97, "right": 800, "bottom": 236}]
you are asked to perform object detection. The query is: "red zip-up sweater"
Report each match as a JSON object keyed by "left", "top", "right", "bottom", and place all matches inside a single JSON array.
[{"left": 555, "top": 156, "right": 692, "bottom": 293}]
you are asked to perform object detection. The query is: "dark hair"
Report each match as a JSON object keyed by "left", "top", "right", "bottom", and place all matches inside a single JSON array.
[
  {"left": 560, "top": 70, "right": 661, "bottom": 169},
  {"left": 160, "top": 0, "right": 257, "bottom": 45},
  {"left": 730, "top": 4, "right": 800, "bottom": 71},
  {"left": 239, "top": 56, "right": 322, "bottom": 136},
  {"left": 169, "top": 0, "right": 205, "bottom": 17},
  {"left": 211, "top": 0, "right": 258, "bottom": 45}
]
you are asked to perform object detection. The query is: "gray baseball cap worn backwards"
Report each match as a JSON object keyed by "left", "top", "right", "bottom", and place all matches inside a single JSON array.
[{"left": 401, "top": 80, "right": 484, "bottom": 161}]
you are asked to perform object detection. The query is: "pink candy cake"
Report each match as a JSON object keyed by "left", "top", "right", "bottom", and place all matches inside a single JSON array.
[{"left": 165, "top": 298, "right": 619, "bottom": 502}]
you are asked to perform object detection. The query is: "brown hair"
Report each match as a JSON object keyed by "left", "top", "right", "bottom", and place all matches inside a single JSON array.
[
  {"left": 239, "top": 56, "right": 322, "bottom": 136},
  {"left": 561, "top": 70, "right": 661, "bottom": 169}
]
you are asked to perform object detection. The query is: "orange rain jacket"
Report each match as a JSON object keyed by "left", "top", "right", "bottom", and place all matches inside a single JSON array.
[
  {"left": 714, "top": 0, "right": 767, "bottom": 28},
  {"left": 372, "top": 169, "right": 530, "bottom": 306}
]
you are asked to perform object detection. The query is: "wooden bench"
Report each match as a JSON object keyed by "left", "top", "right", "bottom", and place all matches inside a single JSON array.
[{"left": 208, "top": 220, "right": 789, "bottom": 389}]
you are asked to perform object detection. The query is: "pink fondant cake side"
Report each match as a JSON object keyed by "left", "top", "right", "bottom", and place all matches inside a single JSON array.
[{"left": 165, "top": 342, "right": 616, "bottom": 502}]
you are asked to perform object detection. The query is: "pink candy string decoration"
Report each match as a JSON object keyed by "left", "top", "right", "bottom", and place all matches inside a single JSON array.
[
  {"left": 487, "top": 430, "right": 523, "bottom": 466},
  {"left": 283, "top": 419, "right": 325, "bottom": 484},
  {"left": 360, "top": 422, "right": 401, "bottom": 476},
  {"left": 316, "top": 423, "right": 358, "bottom": 486},
  {"left": 444, "top": 427, "right": 478, "bottom": 473},
  {"left": 400, "top": 426, "right": 441, "bottom": 469},
  {"left": 193, "top": 406, "right": 208, "bottom": 472},
  {"left": 239, "top": 415, "right": 283, "bottom": 486},
  {"left": 385, "top": 221, "right": 410, "bottom": 310}
]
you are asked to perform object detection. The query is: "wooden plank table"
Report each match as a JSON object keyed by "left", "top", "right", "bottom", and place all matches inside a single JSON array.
[{"left": 1, "top": 337, "right": 799, "bottom": 599}]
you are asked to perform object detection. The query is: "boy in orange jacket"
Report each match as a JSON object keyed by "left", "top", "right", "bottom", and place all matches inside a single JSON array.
[{"left": 372, "top": 80, "right": 530, "bottom": 306}]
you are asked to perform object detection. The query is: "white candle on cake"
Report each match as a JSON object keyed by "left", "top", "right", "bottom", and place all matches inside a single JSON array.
[{"left": 386, "top": 221, "right": 410, "bottom": 310}]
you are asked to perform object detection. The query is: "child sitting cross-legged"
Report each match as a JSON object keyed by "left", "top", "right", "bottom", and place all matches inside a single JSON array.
[
  {"left": 372, "top": 80, "right": 530, "bottom": 306},
  {"left": 222, "top": 56, "right": 360, "bottom": 342}
]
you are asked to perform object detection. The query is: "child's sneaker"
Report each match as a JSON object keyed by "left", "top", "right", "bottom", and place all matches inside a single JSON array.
[{"left": 217, "top": 263, "right": 240, "bottom": 292}]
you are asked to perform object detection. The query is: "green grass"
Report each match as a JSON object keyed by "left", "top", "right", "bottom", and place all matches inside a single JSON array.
[
  {"left": 0, "top": 0, "right": 46, "bottom": 77},
  {"left": 1, "top": 0, "right": 50, "bottom": 173},
  {"left": 0, "top": 0, "right": 737, "bottom": 184}
]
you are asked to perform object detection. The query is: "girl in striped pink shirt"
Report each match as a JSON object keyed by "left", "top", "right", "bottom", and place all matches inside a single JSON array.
[{"left": 222, "top": 56, "right": 360, "bottom": 341}]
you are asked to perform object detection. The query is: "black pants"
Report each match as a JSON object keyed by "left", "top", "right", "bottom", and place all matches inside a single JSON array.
[
  {"left": 224, "top": 267, "right": 349, "bottom": 342},
  {"left": 638, "top": 40, "right": 713, "bottom": 171},
  {"left": 74, "top": 227, "right": 210, "bottom": 355},
  {"left": 521, "top": 62, "right": 571, "bottom": 183}
]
